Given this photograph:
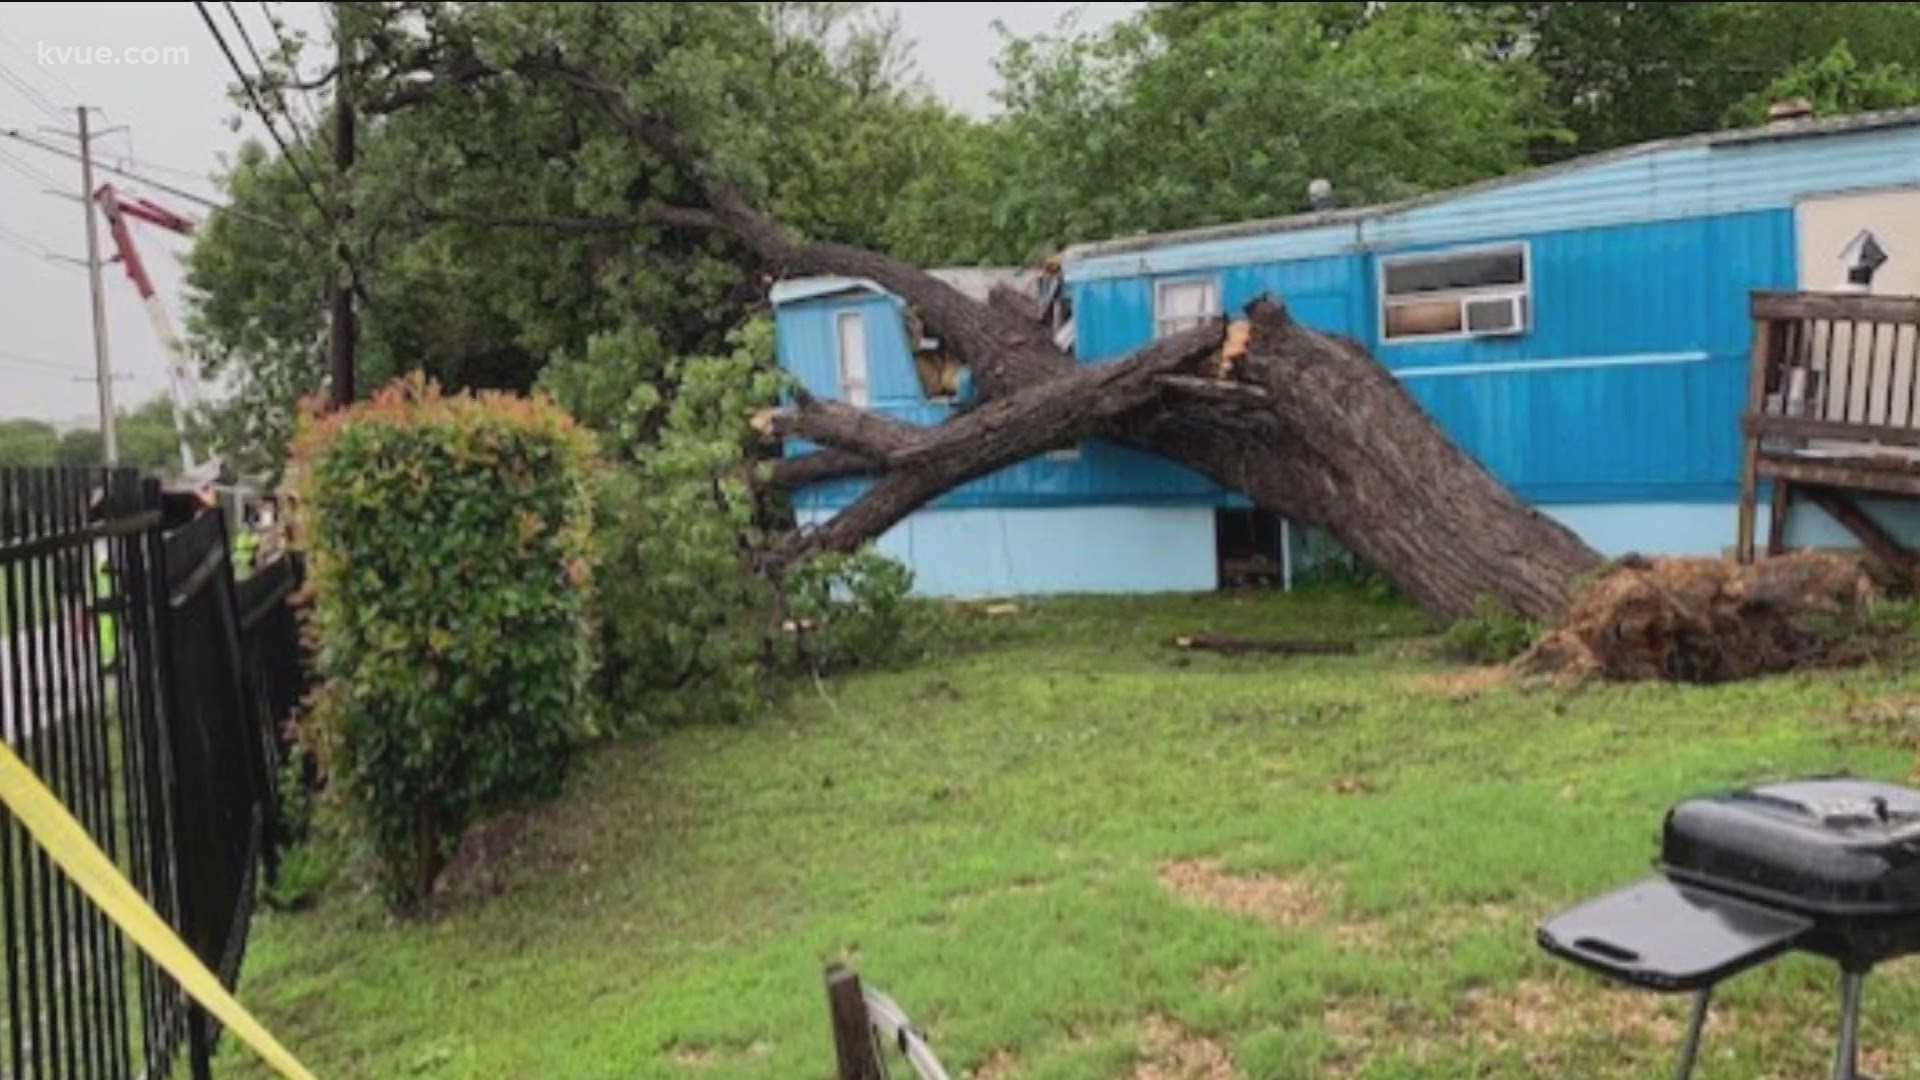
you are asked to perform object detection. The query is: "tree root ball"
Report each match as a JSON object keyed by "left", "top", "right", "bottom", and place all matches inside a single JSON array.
[{"left": 1517, "top": 552, "right": 1879, "bottom": 684}]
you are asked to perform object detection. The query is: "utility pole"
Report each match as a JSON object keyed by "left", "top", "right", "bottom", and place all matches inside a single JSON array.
[
  {"left": 328, "top": 2, "right": 356, "bottom": 409},
  {"left": 77, "top": 106, "right": 117, "bottom": 464}
]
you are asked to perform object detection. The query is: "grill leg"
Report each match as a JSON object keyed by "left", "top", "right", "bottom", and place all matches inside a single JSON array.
[
  {"left": 1674, "top": 986, "right": 1713, "bottom": 1080},
  {"left": 1834, "top": 970, "right": 1870, "bottom": 1080}
]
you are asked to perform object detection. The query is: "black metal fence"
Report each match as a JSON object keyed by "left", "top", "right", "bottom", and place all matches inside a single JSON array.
[{"left": 0, "top": 467, "right": 301, "bottom": 1079}]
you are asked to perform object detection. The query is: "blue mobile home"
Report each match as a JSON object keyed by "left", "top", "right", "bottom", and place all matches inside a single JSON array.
[{"left": 776, "top": 107, "right": 1920, "bottom": 597}]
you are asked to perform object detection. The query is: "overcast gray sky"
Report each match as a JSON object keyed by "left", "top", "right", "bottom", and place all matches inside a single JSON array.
[{"left": 0, "top": 2, "right": 1139, "bottom": 426}]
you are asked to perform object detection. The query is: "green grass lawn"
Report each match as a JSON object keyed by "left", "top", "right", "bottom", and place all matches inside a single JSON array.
[{"left": 224, "top": 590, "right": 1920, "bottom": 1078}]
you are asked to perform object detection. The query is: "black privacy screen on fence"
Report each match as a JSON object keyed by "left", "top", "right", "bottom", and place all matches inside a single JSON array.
[{"left": 0, "top": 467, "right": 302, "bottom": 1080}]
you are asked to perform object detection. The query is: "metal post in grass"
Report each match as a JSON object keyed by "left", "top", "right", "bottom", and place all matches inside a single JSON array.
[{"left": 825, "top": 963, "right": 883, "bottom": 1080}]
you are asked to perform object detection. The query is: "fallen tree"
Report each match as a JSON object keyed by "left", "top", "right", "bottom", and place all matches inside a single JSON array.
[
  {"left": 335, "top": 31, "right": 1602, "bottom": 623},
  {"left": 480, "top": 69, "right": 1602, "bottom": 621},
  {"left": 344, "top": 24, "right": 1895, "bottom": 673}
]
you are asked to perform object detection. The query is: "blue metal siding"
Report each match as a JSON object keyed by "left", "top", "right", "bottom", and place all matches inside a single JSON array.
[
  {"left": 1068, "top": 209, "right": 1795, "bottom": 504},
  {"left": 1073, "top": 278, "right": 1154, "bottom": 362},
  {"left": 1067, "top": 123, "right": 1920, "bottom": 281},
  {"left": 1392, "top": 210, "right": 1793, "bottom": 502},
  {"left": 1072, "top": 254, "right": 1366, "bottom": 362},
  {"left": 781, "top": 208, "right": 1805, "bottom": 516},
  {"left": 801, "top": 505, "right": 1218, "bottom": 596},
  {"left": 775, "top": 293, "right": 923, "bottom": 404},
  {"left": 791, "top": 438, "right": 1223, "bottom": 512},
  {"left": 778, "top": 287, "right": 1227, "bottom": 512}
]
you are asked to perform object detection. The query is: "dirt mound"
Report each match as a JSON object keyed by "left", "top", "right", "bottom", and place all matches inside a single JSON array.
[{"left": 1518, "top": 553, "right": 1877, "bottom": 683}]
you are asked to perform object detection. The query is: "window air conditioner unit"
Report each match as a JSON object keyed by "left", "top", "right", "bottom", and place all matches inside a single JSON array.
[{"left": 1464, "top": 294, "right": 1527, "bottom": 336}]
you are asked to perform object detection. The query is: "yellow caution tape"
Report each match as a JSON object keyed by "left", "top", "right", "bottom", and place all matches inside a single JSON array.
[{"left": 0, "top": 740, "right": 316, "bottom": 1080}]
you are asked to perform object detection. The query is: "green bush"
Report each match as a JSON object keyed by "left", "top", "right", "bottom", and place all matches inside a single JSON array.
[
  {"left": 264, "top": 840, "right": 343, "bottom": 912},
  {"left": 1441, "top": 595, "right": 1540, "bottom": 665},
  {"left": 588, "top": 319, "right": 954, "bottom": 724},
  {"left": 292, "top": 376, "right": 595, "bottom": 909},
  {"left": 591, "top": 323, "right": 782, "bottom": 728},
  {"left": 782, "top": 549, "right": 930, "bottom": 673}
]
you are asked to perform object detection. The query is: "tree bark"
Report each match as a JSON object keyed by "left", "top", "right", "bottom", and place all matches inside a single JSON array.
[{"left": 1119, "top": 302, "right": 1600, "bottom": 621}]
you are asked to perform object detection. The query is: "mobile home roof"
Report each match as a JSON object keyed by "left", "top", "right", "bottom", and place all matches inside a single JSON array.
[{"left": 1061, "top": 105, "right": 1920, "bottom": 282}]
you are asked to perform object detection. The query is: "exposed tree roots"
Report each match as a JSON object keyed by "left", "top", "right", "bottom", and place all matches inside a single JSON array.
[{"left": 1518, "top": 553, "right": 1881, "bottom": 683}]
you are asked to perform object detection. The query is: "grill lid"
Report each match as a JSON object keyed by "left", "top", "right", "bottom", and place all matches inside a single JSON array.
[{"left": 1661, "top": 779, "right": 1920, "bottom": 915}]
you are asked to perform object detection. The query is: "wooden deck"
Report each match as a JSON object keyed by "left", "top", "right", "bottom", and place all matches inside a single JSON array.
[{"left": 1737, "top": 291, "right": 1920, "bottom": 575}]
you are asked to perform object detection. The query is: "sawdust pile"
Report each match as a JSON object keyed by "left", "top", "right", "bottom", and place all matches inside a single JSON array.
[{"left": 1518, "top": 552, "right": 1878, "bottom": 683}]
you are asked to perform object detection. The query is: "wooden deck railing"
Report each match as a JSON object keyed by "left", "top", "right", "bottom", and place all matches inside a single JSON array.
[{"left": 1738, "top": 291, "right": 1920, "bottom": 567}]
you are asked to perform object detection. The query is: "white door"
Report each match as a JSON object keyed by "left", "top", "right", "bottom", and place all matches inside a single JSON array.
[{"left": 836, "top": 311, "right": 870, "bottom": 406}]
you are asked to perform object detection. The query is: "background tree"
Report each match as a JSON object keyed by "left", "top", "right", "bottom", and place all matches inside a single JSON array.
[
  {"left": 886, "top": 2, "right": 1551, "bottom": 264},
  {"left": 187, "top": 2, "right": 968, "bottom": 473},
  {"left": 1723, "top": 41, "right": 1920, "bottom": 127},
  {"left": 0, "top": 420, "right": 59, "bottom": 467},
  {"left": 1444, "top": 2, "right": 1920, "bottom": 157},
  {"left": 0, "top": 398, "right": 181, "bottom": 469}
]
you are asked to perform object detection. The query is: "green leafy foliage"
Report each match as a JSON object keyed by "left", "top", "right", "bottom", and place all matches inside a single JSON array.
[
  {"left": 1724, "top": 40, "right": 1920, "bottom": 127},
  {"left": 0, "top": 397, "right": 183, "bottom": 470},
  {"left": 187, "top": 3, "right": 953, "bottom": 476},
  {"left": 291, "top": 376, "right": 596, "bottom": 908},
  {"left": 890, "top": 3, "right": 1553, "bottom": 264},
  {"left": 0, "top": 420, "right": 59, "bottom": 467},
  {"left": 1441, "top": 595, "right": 1541, "bottom": 664},
  {"left": 587, "top": 317, "right": 948, "bottom": 723},
  {"left": 263, "top": 841, "right": 343, "bottom": 913},
  {"left": 1447, "top": 2, "right": 1920, "bottom": 157},
  {"left": 590, "top": 320, "right": 782, "bottom": 728},
  {"left": 781, "top": 549, "right": 928, "bottom": 674}
]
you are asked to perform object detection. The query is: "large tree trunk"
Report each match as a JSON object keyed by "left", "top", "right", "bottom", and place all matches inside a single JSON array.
[
  {"left": 1121, "top": 303, "right": 1598, "bottom": 620},
  {"left": 761, "top": 297, "right": 1600, "bottom": 621}
]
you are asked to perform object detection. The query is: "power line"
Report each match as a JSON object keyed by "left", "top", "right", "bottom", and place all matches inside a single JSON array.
[
  {"left": 106, "top": 149, "right": 210, "bottom": 186},
  {"left": 0, "top": 220, "right": 67, "bottom": 262},
  {"left": 0, "top": 126, "right": 293, "bottom": 233},
  {"left": 0, "top": 231, "right": 58, "bottom": 265},
  {"left": 0, "top": 62, "right": 59, "bottom": 121},
  {"left": 0, "top": 28, "right": 82, "bottom": 100},
  {"left": 255, "top": 1, "right": 328, "bottom": 137},
  {"left": 0, "top": 143, "right": 61, "bottom": 188},
  {"left": 25, "top": 121, "right": 216, "bottom": 187},
  {"left": 0, "top": 350, "right": 87, "bottom": 375},
  {"left": 225, "top": 0, "right": 319, "bottom": 151},
  {"left": 193, "top": 0, "right": 335, "bottom": 230},
  {"left": 196, "top": 0, "right": 378, "bottom": 348}
]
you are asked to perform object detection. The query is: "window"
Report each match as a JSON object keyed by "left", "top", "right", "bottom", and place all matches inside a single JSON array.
[
  {"left": 1154, "top": 276, "right": 1220, "bottom": 339},
  {"left": 836, "top": 311, "right": 870, "bottom": 406},
  {"left": 1380, "top": 244, "right": 1530, "bottom": 341}
]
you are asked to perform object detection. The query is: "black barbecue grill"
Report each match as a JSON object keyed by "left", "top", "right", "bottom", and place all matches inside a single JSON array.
[{"left": 1539, "top": 778, "right": 1920, "bottom": 1079}]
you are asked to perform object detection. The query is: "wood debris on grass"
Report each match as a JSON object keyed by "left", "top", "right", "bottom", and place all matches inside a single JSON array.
[{"left": 1168, "top": 634, "right": 1357, "bottom": 657}]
